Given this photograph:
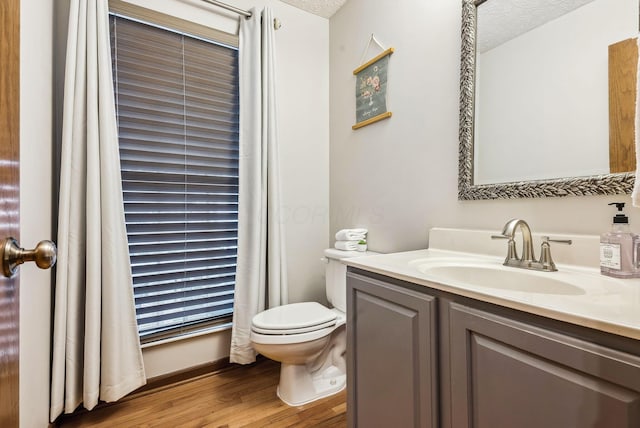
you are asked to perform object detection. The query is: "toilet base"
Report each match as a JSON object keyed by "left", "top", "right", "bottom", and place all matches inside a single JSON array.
[{"left": 277, "top": 363, "right": 346, "bottom": 406}]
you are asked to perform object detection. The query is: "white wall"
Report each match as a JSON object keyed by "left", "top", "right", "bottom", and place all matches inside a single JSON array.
[
  {"left": 330, "top": 0, "right": 640, "bottom": 256},
  {"left": 475, "top": 0, "right": 637, "bottom": 184},
  {"left": 20, "top": 0, "right": 54, "bottom": 426},
  {"left": 142, "top": 328, "right": 232, "bottom": 379}
]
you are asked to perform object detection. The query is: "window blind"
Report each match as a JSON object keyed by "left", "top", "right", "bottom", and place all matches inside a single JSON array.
[{"left": 109, "top": 14, "right": 239, "bottom": 341}]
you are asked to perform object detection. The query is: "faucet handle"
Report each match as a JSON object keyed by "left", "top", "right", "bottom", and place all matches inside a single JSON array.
[
  {"left": 541, "top": 236, "right": 572, "bottom": 245},
  {"left": 491, "top": 234, "right": 509, "bottom": 240},
  {"left": 538, "top": 236, "right": 571, "bottom": 272}
]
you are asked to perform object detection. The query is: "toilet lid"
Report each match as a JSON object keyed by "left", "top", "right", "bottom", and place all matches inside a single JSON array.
[{"left": 252, "top": 302, "right": 337, "bottom": 331}]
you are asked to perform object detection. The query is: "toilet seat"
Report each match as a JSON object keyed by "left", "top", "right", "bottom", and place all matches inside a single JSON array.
[
  {"left": 250, "top": 325, "right": 338, "bottom": 345},
  {"left": 252, "top": 302, "right": 337, "bottom": 332},
  {"left": 251, "top": 302, "right": 345, "bottom": 345},
  {"left": 252, "top": 319, "right": 337, "bottom": 335}
]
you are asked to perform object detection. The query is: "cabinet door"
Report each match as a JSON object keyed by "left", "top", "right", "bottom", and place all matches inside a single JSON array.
[
  {"left": 347, "top": 272, "right": 438, "bottom": 428},
  {"left": 449, "top": 302, "right": 640, "bottom": 428}
]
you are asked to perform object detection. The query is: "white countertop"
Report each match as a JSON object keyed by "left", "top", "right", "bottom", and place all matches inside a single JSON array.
[{"left": 344, "top": 248, "right": 640, "bottom": 341}]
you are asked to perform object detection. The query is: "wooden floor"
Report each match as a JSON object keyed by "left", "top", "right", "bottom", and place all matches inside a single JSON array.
[{"left": 57, "top": 358, "right": 346, "bottom": 428}]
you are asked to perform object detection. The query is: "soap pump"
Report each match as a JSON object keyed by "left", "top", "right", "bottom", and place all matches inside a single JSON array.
[{"left": 600, "top": 202, "right": 637, "bottom": 278}]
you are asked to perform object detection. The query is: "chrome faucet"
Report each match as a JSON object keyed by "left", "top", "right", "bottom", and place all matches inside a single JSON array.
[{"left": 492, "top": 219, "right": 572, "bottom": 272}]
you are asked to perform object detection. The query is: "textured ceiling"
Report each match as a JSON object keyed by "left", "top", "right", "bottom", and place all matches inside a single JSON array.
[
  {"left": 279, "top": 0, "right": 348, "bottom": 18},
  {"left": 477, "top": 0, "right": 596, "bottom": 52}
]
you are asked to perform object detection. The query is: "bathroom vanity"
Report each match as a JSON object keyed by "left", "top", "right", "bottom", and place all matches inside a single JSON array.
[{"left": 344, "top": 228, "right": 640, "bottom": 428}]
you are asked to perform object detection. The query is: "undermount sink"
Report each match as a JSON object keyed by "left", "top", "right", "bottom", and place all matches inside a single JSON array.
[{"left": 416, "top": 263, "right": 586, "bottom": 295}]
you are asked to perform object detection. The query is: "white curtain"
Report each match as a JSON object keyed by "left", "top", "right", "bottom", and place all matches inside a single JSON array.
[
  {"left": 50, "top": 0, "right": 146, "bottom": 421},
  {"left": 230, "top": 7, "right": 288, "bottom": 364}
]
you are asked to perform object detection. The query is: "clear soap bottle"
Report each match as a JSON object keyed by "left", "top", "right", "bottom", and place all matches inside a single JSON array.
[{"left": 600, "top": 202, "right": 638, "bottom": 278}]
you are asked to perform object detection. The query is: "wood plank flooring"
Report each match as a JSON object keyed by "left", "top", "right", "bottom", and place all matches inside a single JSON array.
[{"left": 57, "top": 358, "right": 346, "bottom": 428}]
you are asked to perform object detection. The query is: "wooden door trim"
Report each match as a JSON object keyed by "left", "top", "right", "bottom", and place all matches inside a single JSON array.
[{"left": 0, "top": 0, "right": 21, "bottom": 425}]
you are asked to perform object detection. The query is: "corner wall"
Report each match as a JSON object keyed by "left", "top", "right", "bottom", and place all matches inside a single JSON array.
[
  {"left": 20, "top": 0, "right": 53, "bottom": 426},
  {"left": 329, "top": 0, "right": 636, "bottom": 256}
]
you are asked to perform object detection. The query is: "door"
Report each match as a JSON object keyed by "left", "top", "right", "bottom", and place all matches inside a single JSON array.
[
  {"left": 347, "top": 271, "right": 438, "bottom": 428},
  {"left": 449, "top": 302, "right": 640, "bottom": 428},
  {"left": 0, "top": 0, "right": 20, "bottom": 425}
]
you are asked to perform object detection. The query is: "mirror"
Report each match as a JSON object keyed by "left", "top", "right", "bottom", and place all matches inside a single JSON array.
[{"left": 459, "top": 0, "right": 638, "bottom": 199}]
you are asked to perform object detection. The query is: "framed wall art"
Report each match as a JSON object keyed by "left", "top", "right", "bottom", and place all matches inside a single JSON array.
[{"left": 353, "top": 36, "right": 394, "bottom": 130}]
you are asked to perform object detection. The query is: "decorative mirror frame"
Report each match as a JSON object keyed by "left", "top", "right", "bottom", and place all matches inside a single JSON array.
[{"left": 458, "top": 0, "right": 635, "bottom": 200}]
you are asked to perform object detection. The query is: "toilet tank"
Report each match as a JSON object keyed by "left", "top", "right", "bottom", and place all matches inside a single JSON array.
[{"left": 323, "top": 248, "right": 377, "bottom": 312}]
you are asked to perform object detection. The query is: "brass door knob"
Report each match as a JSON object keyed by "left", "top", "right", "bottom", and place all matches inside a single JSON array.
[{"left": 1, "top": 237, "right": 57, "bottom": 278}]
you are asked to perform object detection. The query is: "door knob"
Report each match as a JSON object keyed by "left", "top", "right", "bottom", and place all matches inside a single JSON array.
[{"left": 1, "top": 237, "right": 57, "bottom": 278}]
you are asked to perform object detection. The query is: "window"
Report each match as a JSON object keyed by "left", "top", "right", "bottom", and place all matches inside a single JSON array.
[{"left": 109, "top": 12, "right": 239, "bottom": 342}]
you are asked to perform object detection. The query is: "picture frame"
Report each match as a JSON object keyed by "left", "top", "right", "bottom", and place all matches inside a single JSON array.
[{"left": 353, "top": 47, "right": 394, "bottom": 130}]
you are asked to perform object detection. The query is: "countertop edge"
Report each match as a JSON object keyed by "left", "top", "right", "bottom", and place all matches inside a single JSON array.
[{"left": 344, "top": 255, "right": 640, "bottom": 341}]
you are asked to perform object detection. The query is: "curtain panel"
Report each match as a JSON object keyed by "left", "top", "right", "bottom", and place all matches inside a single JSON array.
[
  {"left": 50, "top": 0, "right": 146, "bottom": 420},
  {"left": 230, "top": 7, "right": 288, "bottom": 364}
]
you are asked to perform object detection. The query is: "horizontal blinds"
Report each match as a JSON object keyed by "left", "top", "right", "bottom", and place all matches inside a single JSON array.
[{"left": 110, "top": 14, "right": 239, "bottom": 340}]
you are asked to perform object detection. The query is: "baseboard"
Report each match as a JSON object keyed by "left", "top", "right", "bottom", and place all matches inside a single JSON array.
[{"left": 131, "top": 357, "right": 232, "bottom": 398}]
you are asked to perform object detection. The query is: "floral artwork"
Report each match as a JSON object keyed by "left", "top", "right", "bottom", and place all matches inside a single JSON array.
[
  {"left": 354, "top": 53, "right": 391, "bottom": 129},
  {"left": 360, "top": 73, "right": 381, "bottom": 107}
]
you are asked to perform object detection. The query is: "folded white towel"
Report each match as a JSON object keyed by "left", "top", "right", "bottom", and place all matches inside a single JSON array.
[
  {"left": 335, "top": 228, "right": 368, "bottom": 241},
  {"left": 334, "top": 241, "right": 358, "bottom": 251},
  {"left": 633, "top": 36, "right": 640, "bottom": 206}
]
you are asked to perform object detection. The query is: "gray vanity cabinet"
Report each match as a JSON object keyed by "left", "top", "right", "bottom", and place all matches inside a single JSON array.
[
  {"left": 347, "top": 268, "right": 640, "bottom": 428},
  {"left": 346, "top": 271, "right": 438, "bottom": 428},
  {"left": 448, "top": 302, "right": 640, "bottom": 428}
]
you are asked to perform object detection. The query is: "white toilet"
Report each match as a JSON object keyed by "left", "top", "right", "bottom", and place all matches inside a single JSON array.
[{"left": 250, "top": 248, "right": 372, "bottom": 406}]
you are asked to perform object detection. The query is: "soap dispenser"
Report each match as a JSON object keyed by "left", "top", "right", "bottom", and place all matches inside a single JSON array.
[{"left": 600, "top": 202, "right": 637, "bottom": 278}]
